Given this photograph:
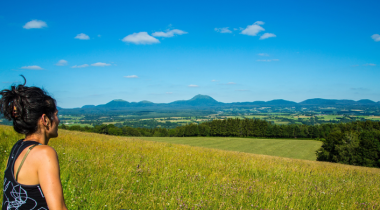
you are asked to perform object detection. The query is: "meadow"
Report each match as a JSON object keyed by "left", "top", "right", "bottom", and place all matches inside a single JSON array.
[
  {"left": 137, "top": 137, "right": 322, "bottom": 161},
  {"left": 1, "top": 125, "right": 379, "bottom": 209}
]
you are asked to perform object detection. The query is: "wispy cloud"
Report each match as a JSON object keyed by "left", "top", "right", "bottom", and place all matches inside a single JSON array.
[
  {"left": 188, "top": 84, "right": 198, "bottom": 87},
  {"left": 152, "top": 29, "right": 187, "bottom": 37},
  {"left": 211, "top": 80, "right": 219, "bottom": 82},
  {"left": 122, "top": 32, "right": 159, "bottom": 44},
  {"left": 71, "top": 64, "right": 89, "bottom": 68},
  {"left": 21, "top": 65, "right": 43, "bottom": 70},
  {"left": 371, "top": 34, "right": 380, "bottom": 42},
  {"left": 23, "top": 20, "right": 47, "bottom": 29},
  {"left": 260, "top": 33, "right": 276, "bottom": 40},
  {"left": 352, "top": 64, "right": 359, "bottom": 67},
  {"left": 55, "top": 60, "right": 68, "bottom": 66},
  {"left": 258, "top": 53, "right": 269, "bottom": 56},
  {"left": 363, "top": 63, "right": 376, "bottom": 66},
  {"left": 75, "top": 33, "right": 90, "bottom": 40},
  {"left": 124, "top": 75, "right": 138, "bottom": 78},
  {"left": 241, "top": 22, "right": 265, "bottom": 36},
  {"left": 257, "top": 59, "right": 279, "bottom": 62},
  {"left": 241, "top": 21, "right": 276, "bottom": 40},
  {"left": 91, "top": 62, "right": 111, "bottom": 67},
  {"left": 214, "top": 27, "right": 232, "bottom": 33}
]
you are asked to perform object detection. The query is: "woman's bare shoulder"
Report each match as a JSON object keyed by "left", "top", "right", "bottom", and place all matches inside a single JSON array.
[{"left": 32, "top": 145, "right": 58, "bottom": 162}]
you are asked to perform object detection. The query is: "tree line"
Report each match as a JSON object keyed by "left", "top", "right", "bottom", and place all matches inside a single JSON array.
[{"left": 59, "top": 118, "right": 380, "bottom": 168}]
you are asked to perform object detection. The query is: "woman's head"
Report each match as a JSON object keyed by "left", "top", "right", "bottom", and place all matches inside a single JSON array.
[{"left": 0, "top": 75, "right": 58, "bottom": 136}]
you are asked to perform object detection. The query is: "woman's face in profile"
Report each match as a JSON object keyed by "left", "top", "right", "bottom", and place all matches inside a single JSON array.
[{"left": 48, "top": 111, "right": 60, "bottom": 138}]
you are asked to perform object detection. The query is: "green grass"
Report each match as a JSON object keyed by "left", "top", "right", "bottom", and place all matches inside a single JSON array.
[
  {"left": 1, "top": 125, "right": 379, "bottom": 209},
  {"left": 137, "top": 137, "right": 322, "bottom": 161}
]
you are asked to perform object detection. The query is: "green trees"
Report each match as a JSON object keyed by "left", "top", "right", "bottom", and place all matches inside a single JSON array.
[{"left": 316, "top": 128, "right": 380, "bottom": 168}]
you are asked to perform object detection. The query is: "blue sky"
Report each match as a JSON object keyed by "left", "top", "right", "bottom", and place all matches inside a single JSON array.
[{"left": 0, "top": 0, "right": 379, "bottom": 108}]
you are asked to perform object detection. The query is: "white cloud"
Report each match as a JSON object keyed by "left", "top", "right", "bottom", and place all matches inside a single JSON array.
[
  {"left": 55, "top": 60, "right": 68, "bottom": 66},
  {"left": 21, "top": 65, "right": 43, "bottom": 70},
  {"left": 91, "top": 62, "right": 111, "bottom": 67},
  {"left": 371, "top": 34, "right": 380, "bottom": 42},
  {"left": 227, "top": 82, "right": 236, "bottom": 85},
  {"left": 152, "top": 29, "right": 187, "bottom": 37},
  {"left": 75, "top": 33, "right": 90, "bottom": 40},
  {"left": 211, "top": 80, "right": 218, "bottom": 82},
  {"left": 188, "top": 84, "right": 198, "bottom": 87},
  {"left": 241, "top": 22, "right": 265, "bottom": 36},
  {"left": 258, "top": 53, "right": 269, "bottom": 56},
  {"left": 122, "top": 32, "right": 160, "bottom": 44},
  {"left": 71, "top": 64, "right": 89, "bottom": 68},
  {"left": 260, "top": 33, "right": 276, "bottom": 40},
  {"left": 23, "top": 20, "right": 47, "bottom": 29},
  {"left": 124, "top": 75, "right": 138, "bottom": 78},
  {"left": 363, "top": 63, "right": 376, "bottom": 66},
  {"left": 215, "top": 27, "right": 232, "bottom": 33}
]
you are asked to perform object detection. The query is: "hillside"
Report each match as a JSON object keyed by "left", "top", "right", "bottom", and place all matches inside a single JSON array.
[{"left": 1, "top": 125, "right": 379, "bottom": 209}]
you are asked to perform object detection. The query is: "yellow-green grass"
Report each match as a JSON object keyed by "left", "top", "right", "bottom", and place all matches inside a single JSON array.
[
  {"left": 1, "top": 125, "right": 379, "bottom": 209},
  {"left": 137, "top": 137, "right": 322, "bottom": 161}
]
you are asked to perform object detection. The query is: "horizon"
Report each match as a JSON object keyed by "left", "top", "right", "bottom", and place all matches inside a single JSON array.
[
  {"left": 1, "top": 0, "right": 379, "bottom": 108},
  {"left": 60, "top": 94, "right": 379, "bottom": 109}
]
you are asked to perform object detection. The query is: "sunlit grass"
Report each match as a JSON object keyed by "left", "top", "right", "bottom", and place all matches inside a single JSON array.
[
  {"left": 137, "top": 137, "right": 322, "bottom": 161},
  {"left": 1, "top": 125, "right": 379, "bottom": 209}
]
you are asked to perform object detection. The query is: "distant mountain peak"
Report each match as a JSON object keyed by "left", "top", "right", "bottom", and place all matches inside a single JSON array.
[
  {"left": 190, "top": 94, "right": 216, "bottom": 101},
  {"left": 112, "top": 99, "right": 127, "bottom": 102},
  {"left": 139, "top": 100, "right": 153, "bottom": 104}
]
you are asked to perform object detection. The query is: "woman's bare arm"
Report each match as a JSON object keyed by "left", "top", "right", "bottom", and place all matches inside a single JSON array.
[{"left": 36, "top": 146, "right": 68, "bottom": 210}]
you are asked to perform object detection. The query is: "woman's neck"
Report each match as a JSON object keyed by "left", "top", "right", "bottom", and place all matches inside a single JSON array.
[{"left": 24, "top": 132, "right": 49, "bottom": 145}]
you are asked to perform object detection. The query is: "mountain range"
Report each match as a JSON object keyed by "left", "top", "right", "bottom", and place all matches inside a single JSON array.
[{"left": 71, "top": 94, "right": 380, "bottom": 110}]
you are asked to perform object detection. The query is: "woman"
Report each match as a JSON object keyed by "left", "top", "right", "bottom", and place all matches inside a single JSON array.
[{"left": 1, "top": 76, "right": 67, "bottom": 210}]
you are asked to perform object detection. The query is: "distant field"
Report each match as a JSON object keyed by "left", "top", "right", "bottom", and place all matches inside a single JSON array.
[
  {"left": 137, "top": 137, "right": 322, "bottom": 161},
  {"left": 66, "top": 123, "right": 93, "bottom": 127}
]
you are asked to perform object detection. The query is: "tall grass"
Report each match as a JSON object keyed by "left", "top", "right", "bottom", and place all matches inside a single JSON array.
[{"left": 1, "top": 125, "right": 379, "bottom": 209}]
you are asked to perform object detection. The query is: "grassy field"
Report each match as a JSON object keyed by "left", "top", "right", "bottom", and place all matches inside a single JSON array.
[
  {"left": 1, "top": 125, "right": 380, "bottom": 209},
  {"left": 137, "top": 137, "right": 322, "bottom": 161}
]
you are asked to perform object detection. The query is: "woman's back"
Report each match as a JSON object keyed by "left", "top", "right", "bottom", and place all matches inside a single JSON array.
[{"left": 2, "top": 140, "right": 48, "bottom": 209}]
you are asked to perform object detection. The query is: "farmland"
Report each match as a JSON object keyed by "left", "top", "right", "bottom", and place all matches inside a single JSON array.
[
  {"left": 50, "top": 113, "right": 380, "bottom": 129},
  {"left": 1, "top": 125, "right": 379, "bottom": 209}
]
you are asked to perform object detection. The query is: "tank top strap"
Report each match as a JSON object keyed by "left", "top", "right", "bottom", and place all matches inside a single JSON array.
[{"left": 15, "top": 144, "right": 40, "bottom": 181}]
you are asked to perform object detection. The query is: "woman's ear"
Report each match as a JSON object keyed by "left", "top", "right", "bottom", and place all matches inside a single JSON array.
[{"left": 41, "top": 114, "right": 51, "bottom": 128}]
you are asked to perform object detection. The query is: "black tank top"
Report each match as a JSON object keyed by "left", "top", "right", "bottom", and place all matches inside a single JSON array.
[{"left": 2, "top": 139, "right": 49, "bottom": 210}]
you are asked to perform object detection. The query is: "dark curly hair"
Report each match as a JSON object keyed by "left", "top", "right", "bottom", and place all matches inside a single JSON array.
[{"left": 0, "top": 75, "right": 57, "bottom": 135}]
